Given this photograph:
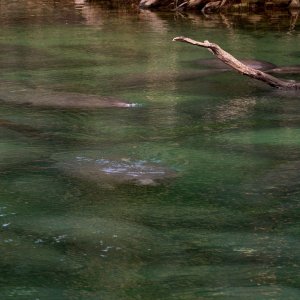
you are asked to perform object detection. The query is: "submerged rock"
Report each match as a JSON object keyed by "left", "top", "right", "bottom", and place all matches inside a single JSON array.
[
  {"left": 56, "top": 156, "right": 178, "bottom": 186},
  {"left": 0, "top": 82, "right": 136, "bottom": 109}
]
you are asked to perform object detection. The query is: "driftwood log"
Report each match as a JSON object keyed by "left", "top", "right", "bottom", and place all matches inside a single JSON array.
[{"left": 173, "top": 36, "right": 300, "bottom": 90}]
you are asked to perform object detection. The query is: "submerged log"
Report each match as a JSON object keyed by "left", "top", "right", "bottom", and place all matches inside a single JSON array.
[{"left": 173, "top": 36, "right": 300, "bottom": 90}]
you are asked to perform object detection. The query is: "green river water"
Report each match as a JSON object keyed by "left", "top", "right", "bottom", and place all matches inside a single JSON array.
[{"left": 0, "top": 1, "right": 300, "bottom": 299}]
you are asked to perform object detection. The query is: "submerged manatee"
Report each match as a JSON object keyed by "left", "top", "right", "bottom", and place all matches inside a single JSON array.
[
  {"left": 188, "top": 58, "right": 277, "bottom": 71},
  {"left": 267, "top": 65, "right": 300, "bottom": 75},
  {"left": 189, "top": 58, "right": 300, "bottom": 76},
  {"left": 12, "top": 216, "right": 157, "bottom": 247},
  {"left": 113, "top": 70, "right": 223, "bottom": 89},
  {"left": 259, "top": 161, "right": 300, "bottom": 192},
  {"left": 0, "top": 119, "right": 45, "bottom": 138},
  {"left": 0, "top": 82, "right": 136, "bottom": 109},
  {"left": 56, "top": 156, "right": 178, "bottom": 186}
]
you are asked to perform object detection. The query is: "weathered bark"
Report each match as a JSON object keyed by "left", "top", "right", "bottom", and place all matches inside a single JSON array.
[
  {"left": 173, "top": 36, "right": 300, "bottom": 89},
  {"left": 202, "top": 1, "right": 221, "bottom": 13}
]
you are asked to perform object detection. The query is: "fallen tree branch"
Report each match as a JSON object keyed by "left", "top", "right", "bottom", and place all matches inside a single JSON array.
[{"left": 173, "top": 36, "right": 300, "bottom": 89}]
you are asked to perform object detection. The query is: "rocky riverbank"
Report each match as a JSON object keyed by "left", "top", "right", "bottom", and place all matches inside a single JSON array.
[{"left": 87, "top": 0, "right": 299, "bottom": 12}]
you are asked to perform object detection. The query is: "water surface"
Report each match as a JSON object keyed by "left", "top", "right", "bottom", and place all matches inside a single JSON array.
[{"left": 0, "top": 1, "right": 300, "bottom": 299}]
